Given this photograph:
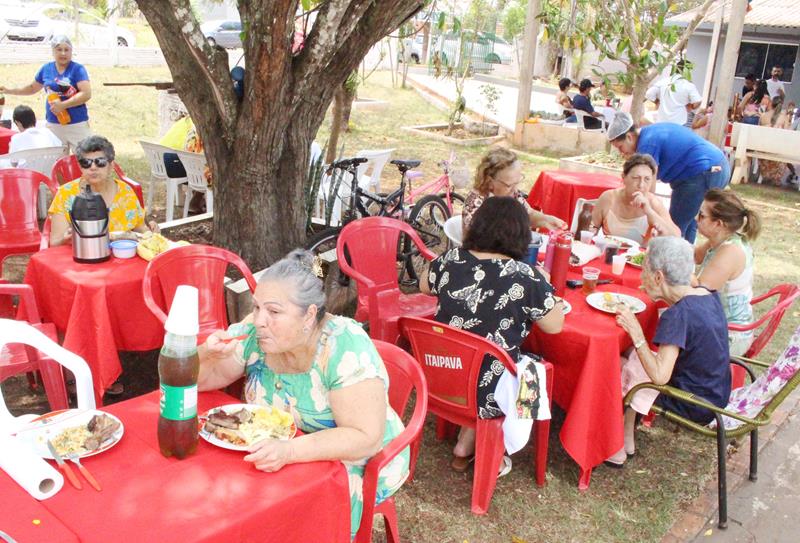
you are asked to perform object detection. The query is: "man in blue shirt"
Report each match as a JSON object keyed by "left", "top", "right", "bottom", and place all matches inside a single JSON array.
[
  {"left": 607, "top": 112, "right": 730, "bottom": 242},
  {"left": 566, "top": 79, "right": 604, "bottom": 129}
]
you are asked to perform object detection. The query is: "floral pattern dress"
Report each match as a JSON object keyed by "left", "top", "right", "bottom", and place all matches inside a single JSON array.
[
  {"left": 427, "top": 247, "right": 556, "bottom": 418},
  {"left": 227, "top": 316, "right": 409, "bottom": 540},
  {"left": 48, "top": 178, "right": 144, "bottom": 232}
]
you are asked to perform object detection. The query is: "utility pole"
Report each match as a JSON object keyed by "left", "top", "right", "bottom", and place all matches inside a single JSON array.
[
  {"left": 709, "top": 0, "right": 748, "bottom": 147},
  {"left": 513, "top": 0, "right": 542, "bottom": 146}
]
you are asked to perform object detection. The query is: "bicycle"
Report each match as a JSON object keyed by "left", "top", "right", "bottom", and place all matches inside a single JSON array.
[{"left": 402, "top": 151, "right": 469, "bottom": 216}]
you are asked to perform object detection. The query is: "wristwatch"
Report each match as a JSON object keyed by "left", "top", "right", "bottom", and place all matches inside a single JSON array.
[{"left": 633, "top": 338, "right": 647, "bottom": 350}]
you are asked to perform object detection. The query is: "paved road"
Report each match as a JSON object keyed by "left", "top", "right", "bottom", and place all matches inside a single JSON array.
[{"left": 692, "top": 408, "right": 800, "bottom": 542}]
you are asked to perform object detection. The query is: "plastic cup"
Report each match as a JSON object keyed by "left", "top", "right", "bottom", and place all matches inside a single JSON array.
[
  {"left": 612, "top": 254, "right": 626, "bottom": 275},
  {"left": 582, "top": 266, "right": 600, "bottom": 295},
  {"left": 579, "top": 230, "right": 593, "bottom": 244}
]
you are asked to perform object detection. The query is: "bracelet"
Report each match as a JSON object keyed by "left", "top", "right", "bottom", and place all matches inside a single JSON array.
[{"left": 633, "top": 338, "right": 647, "bottom": 350}]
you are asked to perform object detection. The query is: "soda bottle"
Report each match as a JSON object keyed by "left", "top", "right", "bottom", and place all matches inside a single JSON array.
[
  {"left": 575, "top": 202, "right": 594, "bottom": 236},
  {"left": 47, "top": 92, "right": 71, "bottom": 125},
  {"left": 158, "top": 285, "right": 200, "bottom": 459}
]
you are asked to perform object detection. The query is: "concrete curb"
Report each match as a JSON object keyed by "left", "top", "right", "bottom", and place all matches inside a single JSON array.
[{"left": 661, "top": 388, "right": 800, "bottom": 542}]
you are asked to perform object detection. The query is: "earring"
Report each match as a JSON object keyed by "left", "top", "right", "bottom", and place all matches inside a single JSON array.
[{"left": 302, "top": 325, "right": 310, "bottom": 333}]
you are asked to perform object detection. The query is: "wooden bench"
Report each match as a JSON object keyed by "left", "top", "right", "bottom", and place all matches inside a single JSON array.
[{"left": 729, "top": 122, "right": 800, "bottom": 184}]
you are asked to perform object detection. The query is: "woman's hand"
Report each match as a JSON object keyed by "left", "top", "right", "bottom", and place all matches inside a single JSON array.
[
  {"left": 244, "top": 439, "right": 294, "bottom": 472},
  {"left": 630, "top": 191, "right": 652, "bottom": 213},
  {"left": 615, "top": 305, "right": 646, "bottom": 345},
  {"left": 541, "top": 214, "right": 567, "bottom": 231},
  {"left": 204, "top": 330, "right": 241, "bottom": 361},
  {"left": 49, "top": 100, "right": 66, "bottom": 114},
  {"left": 147, "top": 220, "right": 160, "bottom": 234}
]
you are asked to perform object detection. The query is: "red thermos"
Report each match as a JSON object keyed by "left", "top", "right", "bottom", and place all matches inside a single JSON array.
[{"left": 550, "top": 231, "right": 572, "bottom": 296}]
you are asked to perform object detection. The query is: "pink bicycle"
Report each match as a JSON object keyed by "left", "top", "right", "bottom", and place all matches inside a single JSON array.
[{"left": 400, "top": 151, "right": 469, "bottom": 216}]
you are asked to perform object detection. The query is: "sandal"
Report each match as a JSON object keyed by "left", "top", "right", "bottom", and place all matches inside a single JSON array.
[
  {"left": 450, "top": 454, "right": 475, "bottom": 473},
  {"left": 105, "top": 382, "right": 124, "bottom": 396},
  {"left": 498, "top": 455, "right": 512, "bottom": 478}
]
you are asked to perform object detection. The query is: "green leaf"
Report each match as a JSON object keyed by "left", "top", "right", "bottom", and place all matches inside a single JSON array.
[
  {"left": 301, "top": 0, "right": 312, "bottom": 11},
  {"left": 437, "top": 11, "right": 445, "bottom": 30},
  {"left": 453, "top": 16, "right": 461, "bottom": 34}
]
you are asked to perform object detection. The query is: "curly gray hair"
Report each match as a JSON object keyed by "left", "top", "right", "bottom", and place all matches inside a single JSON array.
[
  {"left": 50, "top": 35, "right": 73, "bottom": 49},
  {"left": 645, "top": 236, "right": 694, "bottom": 286},
  {"left": 75, "top": 135, "right": 115, "bottom": 162},
  {"left": 259, "top": 249, "right": 326, "bottom": 322}
]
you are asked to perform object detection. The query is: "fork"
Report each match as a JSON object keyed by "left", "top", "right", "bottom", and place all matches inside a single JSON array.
[{"left": 68, "top": 454, "right": 102, "bottom": 491}]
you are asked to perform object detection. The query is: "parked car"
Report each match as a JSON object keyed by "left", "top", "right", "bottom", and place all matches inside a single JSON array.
[
  {"left": 201, "top": 19, "right": 242, "bottom": 49},
  {"left": 399, "top": 35, "right": 424, "bottom": 64},
  {"left": 430, "top": 31, "right": 499, "bottom": 72},
  {"left": 2, "top": 3, "right": 136, "bottom": 47}
]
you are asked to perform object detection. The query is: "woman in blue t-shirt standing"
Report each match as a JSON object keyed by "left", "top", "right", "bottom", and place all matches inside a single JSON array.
[
  {"left": 1, "top": 35, "right": 92, "bottom": 151},
  {"left": 607, "top": 112, "right": 730, "bottom": 243}
]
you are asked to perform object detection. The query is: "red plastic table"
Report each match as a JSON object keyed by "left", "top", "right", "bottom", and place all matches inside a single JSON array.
[
  {"left": 0, "top": 126, "right": 13, "bottom": 155},
  {"left": 523, "top": 280, "right": 658, "bottom": 490},
  {"left": 23, "top": 246, "right": 165, "bottom": 404},
  {"left": 0, "top": 390, "right": 351, "bottom": 543},
  {"left": 527, "top": 170, "right": 622, "bottom": 225}
]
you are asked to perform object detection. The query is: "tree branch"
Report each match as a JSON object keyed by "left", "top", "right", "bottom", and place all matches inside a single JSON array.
[{"left": 619, "top": 0, "right": 640, "bottom": 53}]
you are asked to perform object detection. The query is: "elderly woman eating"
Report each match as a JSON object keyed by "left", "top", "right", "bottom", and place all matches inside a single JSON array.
[
  {"left": 695, "top": 189, "right": 761, "bottom": 356},
  {"left": 462, "top": 147, "right": 566, "bottom": 237},
  {"left": 48, "top": 135, "right": 157, "bottom": 246},
  {"left": 421, "top": 197, "right": 564, "bottom": 473},
  {"left": 197, "top": 249, "right": 409, "bottom": 540},
  {"left": 591, "top": 153, "right": 680, "bottom": 245},
  {"left": 607, "top": 236, "right": 731, "bottom": 467}
]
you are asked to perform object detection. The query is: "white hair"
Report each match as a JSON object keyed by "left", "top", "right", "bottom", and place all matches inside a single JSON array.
[
  {"left": 645, "top": 236, "right": 694, "bottom": 286},
  {"left": 50, "top": 35, "right": 73, "bottom": 49},
  {"left": 259, "top": 249, "right": 326, "bottom": 322}
]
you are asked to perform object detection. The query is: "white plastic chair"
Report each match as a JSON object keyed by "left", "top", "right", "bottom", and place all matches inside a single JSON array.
[
  {"left": 443, "top": 215, "right": 463, "bottom": 248},
  {"left": 573, "top": 110, "right": 607, "bottom": 132},
  {"left": 139, "top": 140, "right": 188, "bottom": 221},
  {"left": 570, "top": 197, "right": 598, "bottom": 234},
  {"left": 354, "top": 148, "right": 394, "bottom": 193},
  {"left": 0, "top": 319, "right": 95, "bottom": 431},
  {"left": 0, "top": 146, "right": 67, "bottom": 219},
  {"left": 176, "top": 150, "right": 213, "bottom": 218}
]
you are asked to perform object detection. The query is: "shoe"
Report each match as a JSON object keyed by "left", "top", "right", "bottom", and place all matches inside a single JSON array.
[
  {"left": 603, "top": 459, "right": 625, "bottom": 469},
  {"left": 498, "top": 455, "right": 512, "bottom": 478},
  {"left": 604, "top": 447, "right": 627, "bottom": 468},
  {"left": 450, "top": 454, "right": 475, "bottom": 473},
  {"left": 105, "top": 382, "right": 124, "bottom": 396}
]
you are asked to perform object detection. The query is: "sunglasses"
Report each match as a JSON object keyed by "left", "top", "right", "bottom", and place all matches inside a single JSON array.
[{"left": 78, "top": 157, "right": 110, "bottom": 169}]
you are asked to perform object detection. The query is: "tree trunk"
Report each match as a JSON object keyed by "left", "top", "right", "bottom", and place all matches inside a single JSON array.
[
  {"left": 629, "top": 78, "right": 648, "bottom": 125},
  {"left": 326, "top": 87, "right": 345, "bottom": 163},
  {"left": 341, "top": 84, "right": 357, "bottom": 131}
]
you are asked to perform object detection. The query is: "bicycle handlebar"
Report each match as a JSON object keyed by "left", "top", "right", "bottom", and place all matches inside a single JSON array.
[{"left": 329, "top": 157, "right": 368, "bottom": 170}]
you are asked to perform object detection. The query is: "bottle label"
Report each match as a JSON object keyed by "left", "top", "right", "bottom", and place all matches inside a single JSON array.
[{"left": 159, "top": 383, "right": 198, "bottom": 420}]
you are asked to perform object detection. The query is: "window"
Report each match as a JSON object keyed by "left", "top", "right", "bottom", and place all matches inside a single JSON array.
[{"left": 736, "top": 41, "right": 797, "bottom": 81}]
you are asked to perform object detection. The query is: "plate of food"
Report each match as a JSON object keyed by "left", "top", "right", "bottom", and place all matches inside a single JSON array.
[
  {"left": 554, "top": 296, "right": 572, "bottom": 315},
  {"left": 603, "top": 235, "right": 640, "bottom": 254},
  {"left": 626, "top": 250, "right": 646, "bottom": 268},
  {"left": 14, "top": 409, "right": 124, "bottom": 459},
  {"left": 586, "top": 291, "right": 646, "bottom": 314},
  {"left": 199, "top": 403, "right": 297, "bottom": 451}
]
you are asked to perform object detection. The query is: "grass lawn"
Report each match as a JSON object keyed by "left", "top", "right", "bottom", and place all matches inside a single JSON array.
[{"left": 2, "top": 65, "right": 799, "bottom": 542}]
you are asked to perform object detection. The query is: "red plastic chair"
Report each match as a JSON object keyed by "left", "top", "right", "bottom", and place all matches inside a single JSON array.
[
  {"left": 337, "top": 217, "right": 438, "bottom": 343},
  {"left": 399, "top": 316, "right": 554, "bottom": 515},
  {"left": 0, "top": 283, "right": 69, "bottom": 411},
  {"left": 355, "top": 340, "right": 428, "bottom": 543},
  {"left": 142, "top": 244, "right": 257, "bottom": 344},
  {"left": 50, "top": 155, "right": 144, "bottom": 207},
  {"left": 0, "top": 169, "right": 59, "bottom": 265},
  {"left": 729, "top": 284, "right": 800, "bottom": 388}
]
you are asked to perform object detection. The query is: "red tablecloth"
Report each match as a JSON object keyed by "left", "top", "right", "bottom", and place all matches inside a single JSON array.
[
  {"left": 0, "top": 391, "right": 351, "bottom": 543},
  {"left": 23, "top": 246, "right": 165, "bottom": 403},
  {"left": 523, "top": 281, "right": 658, "bottom": 489},
  {"left": 527, "top": 170, "right": 622, "bottom": 225},
  {"left": 0, "top": 126, "right": 13, "bottom": 154}
]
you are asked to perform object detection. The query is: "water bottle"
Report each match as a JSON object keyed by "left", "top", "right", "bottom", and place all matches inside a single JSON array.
[
  {"left": 550, "top": 231, "right": 573, "bottom": 297},
  {"left": 543, "top": 231, "right": 557, "bottom": 273}
]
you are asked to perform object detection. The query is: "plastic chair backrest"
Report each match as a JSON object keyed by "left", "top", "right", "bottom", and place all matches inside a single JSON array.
[
  {"left": 0, "top": 146, "right": 66, "bottom": 175},
  {"left": 574, "top": 109, "right": 606, "bottom": 132},
  {"left": 0, "top": 319, "right": 95, "bottom": 426},
  {"left": 0, "top": 169, "right": 58, "bottom": 234},
  {"left": 354, "top": 148, "right": 394, "bottom": 193},
  {"left": 356, "top": 340, "right": 428, "bottom": 543},
  {"left": 142, "top": 245, "right": 257, "bottom": 341},
  {"left": 0, "top": 283, "right": 41, "bottom": 323},
  {"left": 138, "top": 140, "right": 173, "bottom": 179},
  {"left": 174, "top": 150, "right": 208, "bottom": 193},
  {"left": 729, "top": 284, "right": 800, "bottom": 358},
  {"left": 443, "top": 215, "right": 463, "bottom": 247},
  {"left": 569, "top": 197, "right": 597, "bottom": 234},
  {"left": 398, "top": 316, "right": 516, "bottom": 422}
]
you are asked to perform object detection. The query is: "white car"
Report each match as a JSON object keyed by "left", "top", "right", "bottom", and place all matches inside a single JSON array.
[{"left": 2, "top": 3, "right": 136, "bottom": 47}]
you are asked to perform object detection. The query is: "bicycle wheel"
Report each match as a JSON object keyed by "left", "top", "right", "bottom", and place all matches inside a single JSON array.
[
  {"left": 305, "top": 227, "right": 353, "bottom": 307},
  {"left": 440, "top": 191, "right": 466, "bottom": 216},
  {"left": 400, "top": 194, "right": 450, "bottom": 285}
]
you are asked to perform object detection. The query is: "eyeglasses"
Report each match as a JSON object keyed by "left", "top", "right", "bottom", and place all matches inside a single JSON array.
[
  {"left": 493, "top": 174, "right": 524, "bottom": 189},
  {"left": 78, "top": 157, "right": 110, "bottom": 169}
]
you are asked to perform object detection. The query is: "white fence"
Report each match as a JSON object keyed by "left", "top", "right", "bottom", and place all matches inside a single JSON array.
[{"left": 0, "top": 44, "right": 166, "bottom": 67}]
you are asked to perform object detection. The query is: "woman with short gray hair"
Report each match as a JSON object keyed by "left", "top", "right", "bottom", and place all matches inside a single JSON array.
[
  {"left": 605, "top": 236, "right": 731, "bottom": 467},
  {"left": 198, "top": 249, "right": 409, "bottom": 539},
  {"left": 0, "top": 34, "right": 92, "bottom": 151}
]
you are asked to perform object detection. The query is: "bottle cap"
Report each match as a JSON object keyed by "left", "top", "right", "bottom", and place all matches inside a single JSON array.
[{"left": 164, "top": 285, "right": 199, "bottom": 337}]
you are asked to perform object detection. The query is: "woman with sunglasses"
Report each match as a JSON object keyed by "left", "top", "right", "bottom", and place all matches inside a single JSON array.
[
  {"left": 48, "top": 135, "right": 158, "bottom": 246},
  {"left": 462, "top": 147, "right": 565, "bottom": 238}
]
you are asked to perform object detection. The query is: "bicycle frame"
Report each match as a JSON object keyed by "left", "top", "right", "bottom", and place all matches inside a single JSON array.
[{"left": 402, "top": 152, "right": 459, "bottom": 213}]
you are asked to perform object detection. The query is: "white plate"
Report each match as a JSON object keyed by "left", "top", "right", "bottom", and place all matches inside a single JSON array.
[
  {"left": 555, "top": 297, "right": 572, "bottom": 315},
  {"left": 15, "top": 409, "right": 124, "bottom": 459},
  {"left": 626, "top": 250, "right": 646, "bottom": 268},
  {"left": 603, "top": 235, "right": 640, "bottom": 255},
  {"left": 199, "top": 403, "right": 297, "bottom": 452},
  {"left": 586, "top": 292, "right": 646, "bottom": 314}
]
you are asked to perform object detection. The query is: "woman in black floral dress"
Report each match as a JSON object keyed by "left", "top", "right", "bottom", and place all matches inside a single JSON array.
[{"left": 421, "top": 197, "right": 564, "bottom": 470}]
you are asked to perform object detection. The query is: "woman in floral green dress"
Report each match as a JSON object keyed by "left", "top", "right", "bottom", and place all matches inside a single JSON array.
[{"left": 198, "top": 250, "right": 409, "bottom": 540}]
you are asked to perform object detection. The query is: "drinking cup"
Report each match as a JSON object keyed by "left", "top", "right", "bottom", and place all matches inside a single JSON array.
[
  {"left": 579, "top": 230, "right": 593, "bottom": 245},
  {"left": 612, "top": 254, "right": 626, "bottom": 275},
  {"left": 527, "top": 233, "right": 542, "bottom": 266},
  {"left": 582, "top": 266, "right": 600, "bottom": 295},
  {"left": 604, "top": 243, "right": 619, "bottom": 265}
]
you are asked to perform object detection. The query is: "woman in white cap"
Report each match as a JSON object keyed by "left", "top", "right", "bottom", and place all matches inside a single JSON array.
[
  {"left": 0, "top": 35, "right": 92, "bottom": 151},
  {"left": 607, "top": 112, "right": 729, "bottom": 243}
]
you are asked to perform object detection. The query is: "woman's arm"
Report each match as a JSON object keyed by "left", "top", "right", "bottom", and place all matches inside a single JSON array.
[
  {"left": 49, "top": 213, "right": 72, "bottom": 246},
  {"left": 590, "top": 194, "right": 609, "bottom": 234},
  {"left": 49, "top": 80, "right": 91, "bottom": 115},
  {"left": 244, "top": 378, "right": 387, "bottom": 471},
  {"left": 696, "top": 243, "right": 744, "bottom": 291},
  {"left": 197, "top": 331, "right": 248, "bottom": 391},
  {"left": 529, "top": 209, "right": 566, "bottom": 231},
  {"left": 637, "top": 193, "right": 680, "bottom": 237},
  {"left": 694, "top": 239, "right": 712, "bottom": 265},
  {"left": 419, "top": 264, "right": 431, "bottom": 294},
  {"left": 536, "top": 303, "right": 564, "bottom": 334},
  {"left": 0, "top": 81, "right": 43, "bottom": 96},
  {"left": 616, "top": 306, "right": 679, "bottom": 385}
]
